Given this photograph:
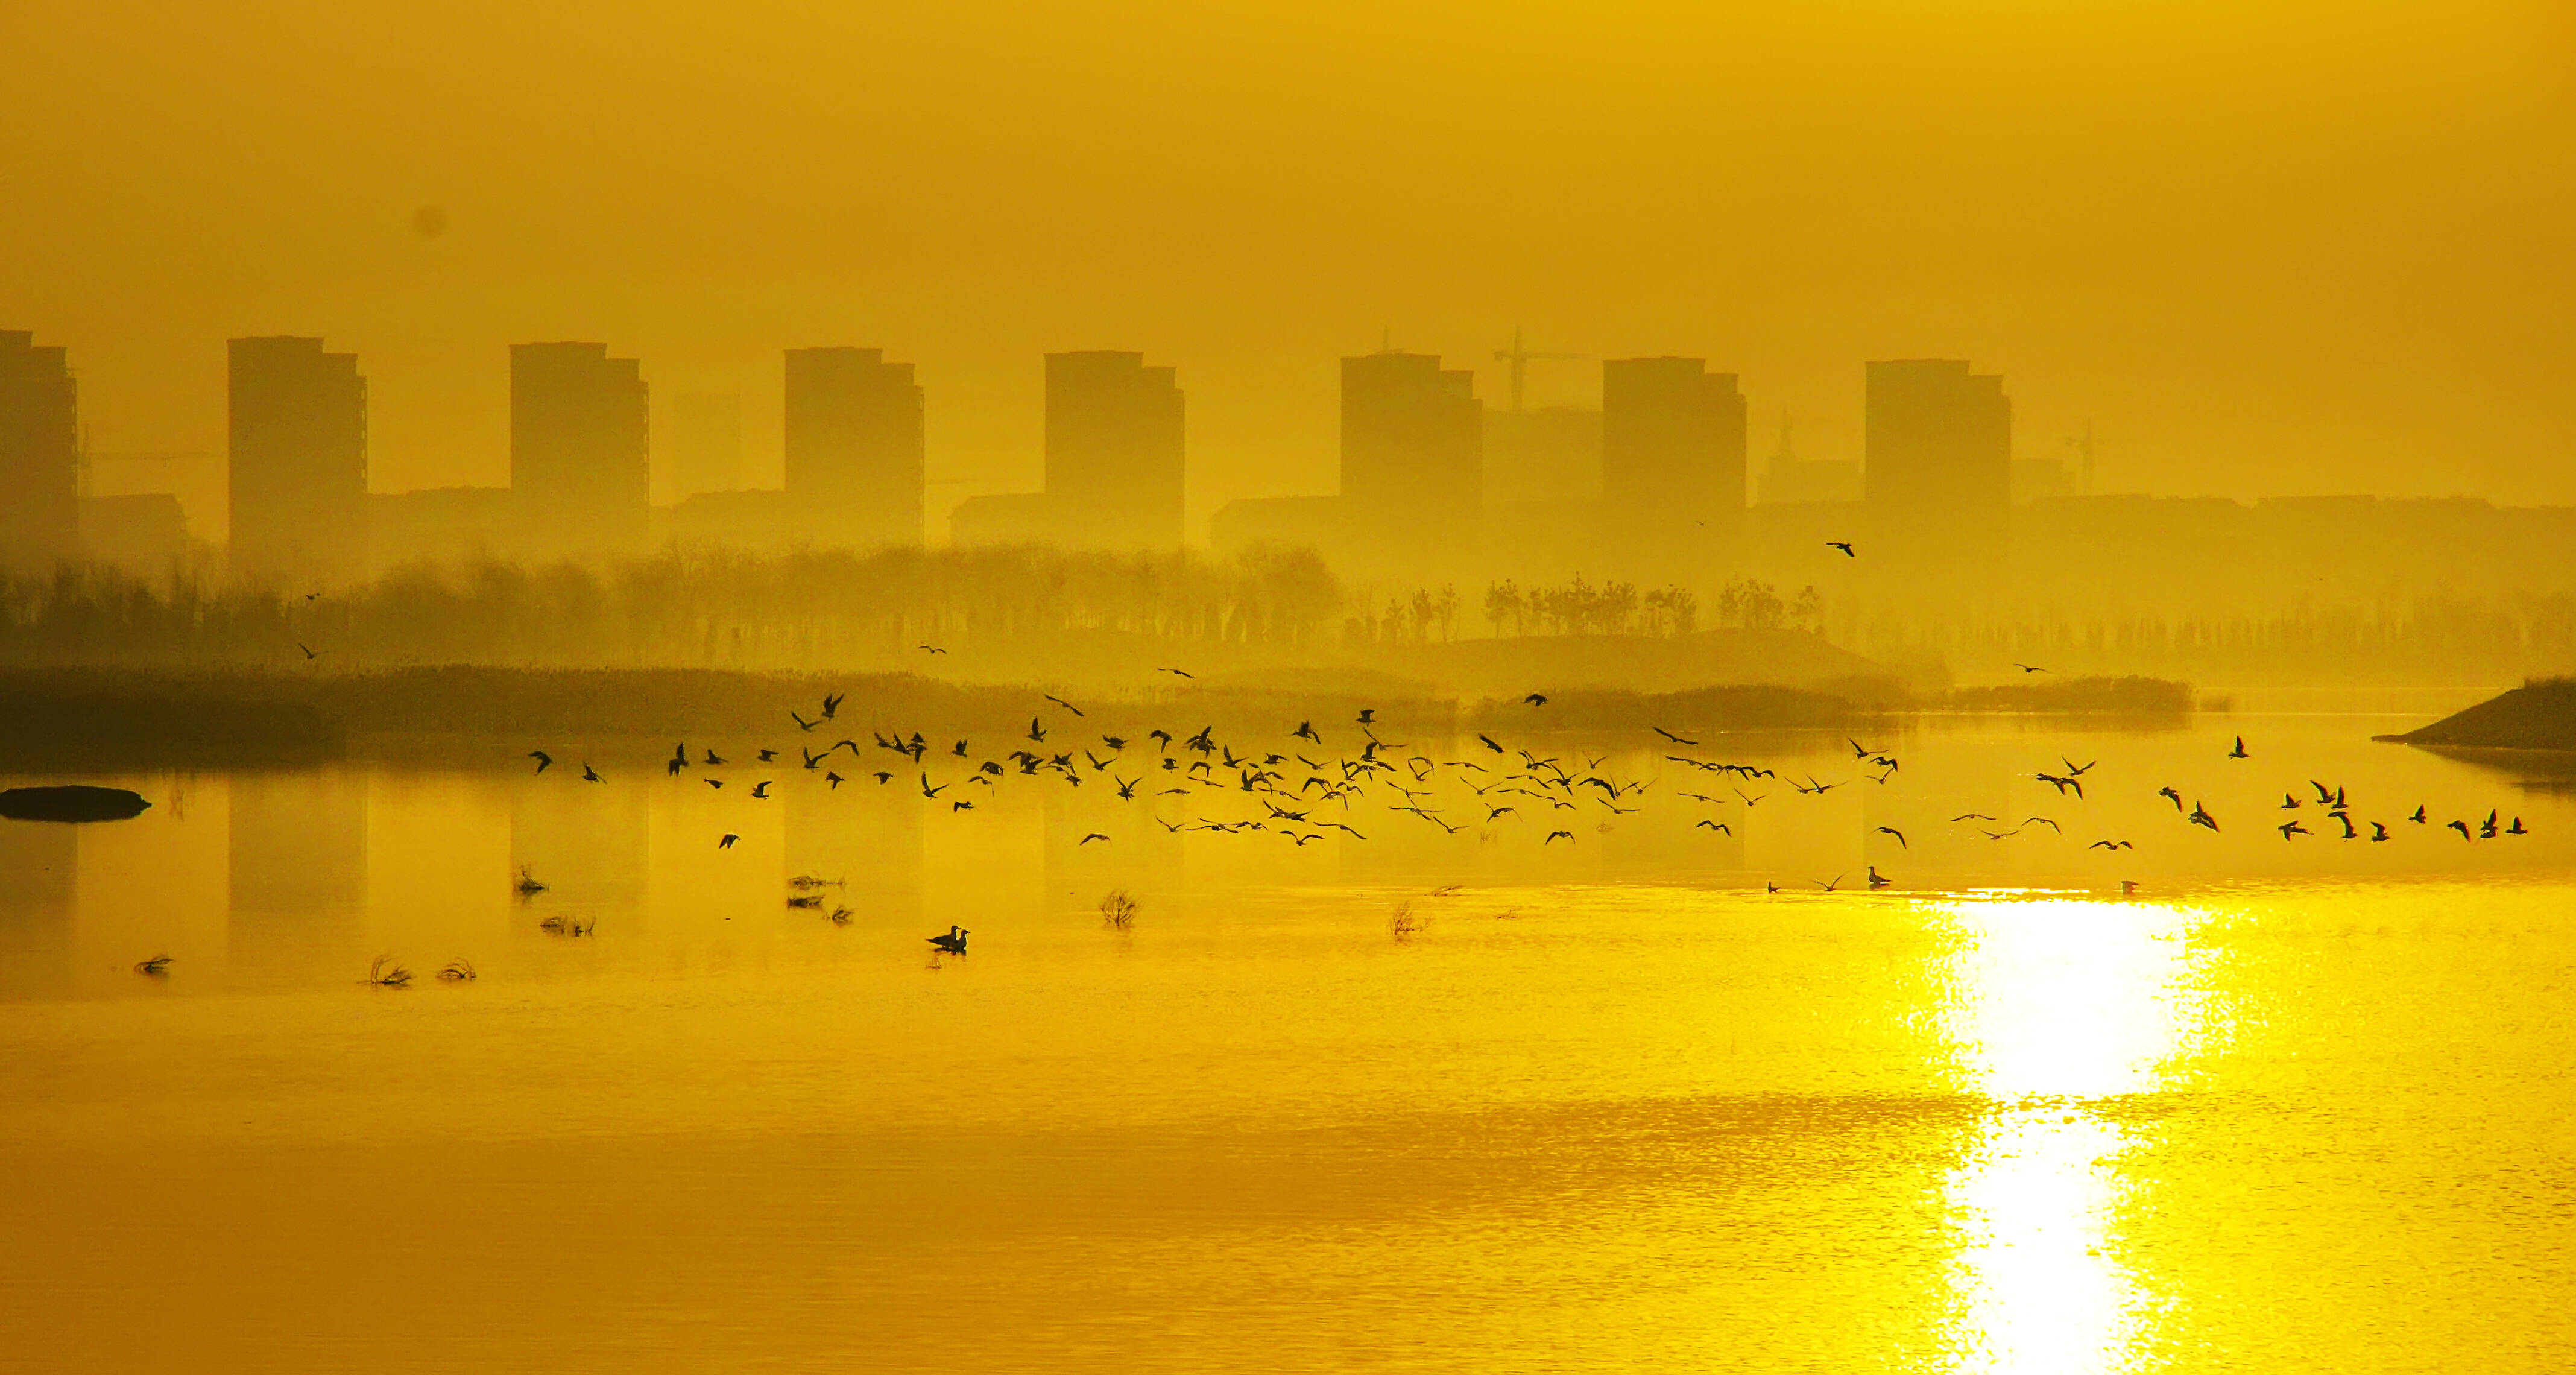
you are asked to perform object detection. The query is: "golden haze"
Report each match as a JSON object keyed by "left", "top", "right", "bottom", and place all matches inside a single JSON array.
[{"left": 1, "top": 0, "right": 2569, "bottom": 533}]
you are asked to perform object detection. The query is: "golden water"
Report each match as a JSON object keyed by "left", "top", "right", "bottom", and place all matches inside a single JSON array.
[{"left": 2, "top": 715, "right": 2570, "bottom": 1371}]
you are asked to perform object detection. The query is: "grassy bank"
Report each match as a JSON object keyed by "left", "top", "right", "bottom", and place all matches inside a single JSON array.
[{"left": 2383, "top": 677, "right": 2576, "bottom": 751}]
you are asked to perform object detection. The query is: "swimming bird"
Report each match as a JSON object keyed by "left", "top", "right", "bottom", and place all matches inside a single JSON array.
[
  {"left": 928, "top": 926, "right": 968, "bottom": 954},
  {"left": 528, "top": 751, "right": 552, "bottom": 774},
  {"left": 1866, "top": 866, "right": 1891, "bottom": 888},
  {"left": 1826, "top": 541, "right": 1855, "bottom": 557},
  {"left": 1874, "top": 826, "right": 1907, "bottom": 849}
]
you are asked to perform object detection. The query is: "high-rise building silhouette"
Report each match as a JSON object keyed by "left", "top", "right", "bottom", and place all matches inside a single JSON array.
[
  {"left": 1864, "top": 359, "right": 2010, "bottom": 524},
  {"left": 786, "top": 347, "right": 925, "bottom": 548},
  {"left": 228, "top": 337, "right": 368, "bottom": 586},
  {"left": 512, "top": 342, "right": 649, "bottom": 557},
  {"left": 1602, "top": 357, "right": 1746, "bottom": 567},
  {"left": 1045, "top": 351, "right": 1184, "bottom": 551},
  {"left": 1342, "top": 352, "right": 1480, "bottom": 571},
  {"left": 0, "top": 330, "right": 80, "bottom": 574}
]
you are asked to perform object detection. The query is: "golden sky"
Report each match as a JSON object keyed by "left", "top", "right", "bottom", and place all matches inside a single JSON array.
[{"left": 3, "top": 1, "right": 2569, "bottom": 533}]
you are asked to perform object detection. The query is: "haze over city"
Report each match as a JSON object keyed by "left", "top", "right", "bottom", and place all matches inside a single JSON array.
[
  {"left": 6, "top": 6, "right": 2576, "bottom": 1374},
  {"left": 5, "top": 0, "right": 2570, "bottom": 540}
]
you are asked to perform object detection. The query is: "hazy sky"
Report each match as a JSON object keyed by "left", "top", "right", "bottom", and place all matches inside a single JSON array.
[{"left": 4, "top": 0, "right": 2569, "bottom": 537}]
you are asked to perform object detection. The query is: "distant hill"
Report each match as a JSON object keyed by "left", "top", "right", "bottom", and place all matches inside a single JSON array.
[{"left": 2383, "top": 678, "right": 2576, "bottom": 751}]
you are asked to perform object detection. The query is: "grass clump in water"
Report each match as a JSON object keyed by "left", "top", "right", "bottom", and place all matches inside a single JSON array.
[{"left": 1099, "top": 888, "right": 1138, "bottom": 931}]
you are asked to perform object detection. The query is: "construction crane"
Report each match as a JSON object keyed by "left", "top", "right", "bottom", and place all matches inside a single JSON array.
[{"left": 1492, "top": 326, "right": 1582, "bottom": 412}]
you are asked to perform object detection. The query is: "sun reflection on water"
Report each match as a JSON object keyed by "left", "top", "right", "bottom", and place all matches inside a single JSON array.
[{"left": 1938, "top": 894, "right": 2215, "bottom": 1374}]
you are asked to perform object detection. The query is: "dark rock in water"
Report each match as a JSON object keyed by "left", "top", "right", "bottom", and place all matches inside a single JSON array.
[{"left": 0, "top": 785, "right": 153, "bottom": 823}]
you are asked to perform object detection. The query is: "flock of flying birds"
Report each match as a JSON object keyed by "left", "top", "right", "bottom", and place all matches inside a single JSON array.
[{"left": 517, "top": 686, "right": 2538, "bottom": 953}]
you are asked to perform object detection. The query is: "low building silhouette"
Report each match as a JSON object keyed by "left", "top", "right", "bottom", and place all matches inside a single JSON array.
[{"left": 79, "top": 494, "right": 188, "bottom": 573}]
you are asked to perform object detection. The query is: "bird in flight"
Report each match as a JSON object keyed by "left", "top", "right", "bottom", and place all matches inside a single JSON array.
[
  {"left": 2229, "top": 736, "right": 2250, "bottom": 759},
  {"left": 1027, "top": 718, "right": 1048, "bottom": 743},
  {"left": 2090, "top": 839, "right": 2134, "bottom": 850},
  {"left": 918, "top": 645, "right": 946, "bottom": 654},
  {"left": 297, "top": 642, "right": 322, "bottom": 660},
  {"left": 1696, "top": 820, "right": 1732, "bottom": 835},
  {"left": 790, "top": 712, "right": 819, "bottom": 732},
  {"left": 1295, "top": 721, "right": 1321, "bottom": 742},
  {"left": 920, "top": 774, "right": 946, "bottom": 799},
  {"left": 1874, "top": 826, "right": 1907, "bottom": 849},
  {"left": 705, "top": 779, "right": 724, "bottom": 789},
  {"left": 1652, "top": 727, "right": 1697, "bottom": 745},
  {"left": 819, "top": 693, "right": 844, "bottom": 721},
  {"left": 2013, "top": 663, "right": 2048, "bottom": 674},
  {"left": 2278, "top": 820, "right": 2309, "bottom": 839},
  {"left": 1160, "top": 667, "right": 1195, "bottom": 678},
  {"left": 2408, "top": 805, "right": 2427, "bottom": 824},
  {"left": 1544, "top": 830, "right": 1574, "bottom": 844},
  {"left": 2189, "top": 803, "right": 2219, "bottom": 832},
  {"left": 718, "top": 834, "right": 737, "bottom": 849},
  {"left": 528, "top": 751, "right": 552, "bottom": 774},
  {"left": 1079, "top": 832, "right": 1110, "bottom": 845},
  {"left": 1524, "top": 694, "right": 1547, "bottom": 707},
  {"left": 582, "top": 764, "right": 604, "bottom": 783},
  {"left": 1825, "top": 541, "right": 1855, "bottom": 557},
  {"left": 1951, "top": 812, "right": 1995, "bottom": 822},
  {"left": 2158, "top": 786, "right": 2183, "bottom": 811},
  {"left": 2446, "top": 818, "right": 2472, "bottom": 840},
  {"left": 749, "top": 780, "right": 771, "bottom": 798},
  {"left": 1044, "top": 694, "right": 1084, "bottom": 716}
]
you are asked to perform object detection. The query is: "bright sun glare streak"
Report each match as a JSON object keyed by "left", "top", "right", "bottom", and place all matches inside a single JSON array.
[{"left": 1938, "top": 896, "right": 2210, "bottom": 1374}]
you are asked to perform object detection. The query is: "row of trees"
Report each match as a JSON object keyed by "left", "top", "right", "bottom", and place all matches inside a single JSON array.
[
  {"left": 0, "top": 544, "right": 1345, "bottom": 669},
  {"left": 1477, "top": 576, "right": 1824, "bottom": 638}
]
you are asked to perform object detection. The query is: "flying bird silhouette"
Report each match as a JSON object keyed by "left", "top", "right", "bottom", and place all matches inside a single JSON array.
[
  {"left": 1825, "top": 541, "right": 1855, "bottom": 557},
  {"left": 528, "top": 751, "right": 552, "bottom": 774}
]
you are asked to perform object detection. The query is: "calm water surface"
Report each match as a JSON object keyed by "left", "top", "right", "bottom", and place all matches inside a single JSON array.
[{"left": 2, "top": 715, "right": 2571, "bottom": 1372}]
